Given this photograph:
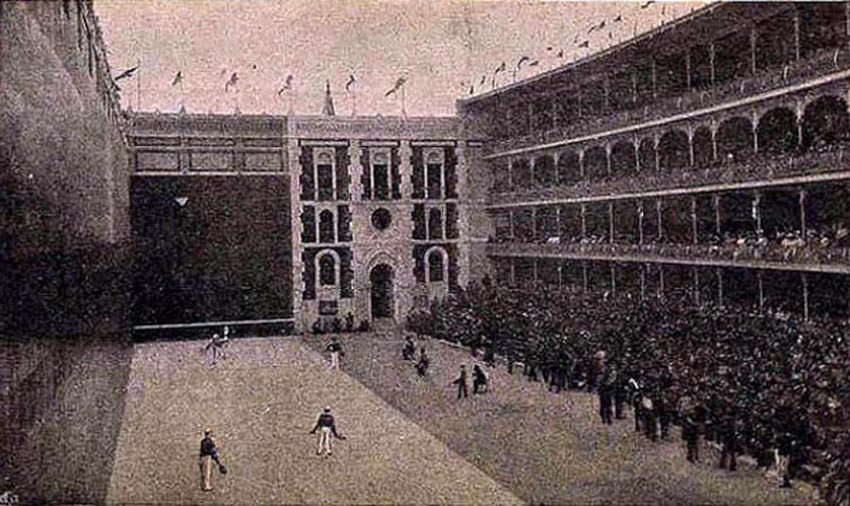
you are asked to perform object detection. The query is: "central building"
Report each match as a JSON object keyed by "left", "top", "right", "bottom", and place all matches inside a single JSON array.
[{"left": 128, "top": 113, "right": 488, "bottom": 334}]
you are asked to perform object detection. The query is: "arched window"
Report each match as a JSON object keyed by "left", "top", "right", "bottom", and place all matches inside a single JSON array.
[
  {"left": 319, "top": 210, "right": 335, "bottom": 243},
  {"left": 315, "top": 150, "right": 336, "bottom": 201},
  {"left": 318, "top": 252, "right": 337, "bottom": 287},
  {"left": 371, "top": 150, "right": 390, "bottom": 200},
  {"left": 428, "top": 208, "right": 443, "bottom": 240},
  {"left": 426, "top": 150, "right": 444, "bottom": 199},
  {"left": 426, "top": 247, "right": 447, "bottom": 283}
]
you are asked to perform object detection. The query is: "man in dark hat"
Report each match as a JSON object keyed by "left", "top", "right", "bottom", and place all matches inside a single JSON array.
[
  {"left": 309, "top": 407, "right": 346, "bottom": 456},
  {"left": 453, "top": 365, "right": 469, "bottom": 399},
  {"left": 198, "top": 429, "right": 220, "bottom": 491}
]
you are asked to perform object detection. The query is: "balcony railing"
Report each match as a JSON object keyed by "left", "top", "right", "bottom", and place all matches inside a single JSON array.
[
  {"left": 486, "top": 239, "right": 850, "bottom": 272},
  {"left": 487, "top": 47, "right": 850, "bottom": 156},
  {"left": 489, "top": 144, "right": 849, "bottom": 206}
]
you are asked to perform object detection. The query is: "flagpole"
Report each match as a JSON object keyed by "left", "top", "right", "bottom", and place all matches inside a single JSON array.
[
  {"left": 136, "top": 57, "right": 141, "bottom": 111},
  {"left": 179, "top": 78, "right": 185, "bottom": 111},
  {"left": 352, "top": 87, "right": 356, "bottom": 117},
  {"left": 401, "top": 82, "right": 406, "bottom": 117}
]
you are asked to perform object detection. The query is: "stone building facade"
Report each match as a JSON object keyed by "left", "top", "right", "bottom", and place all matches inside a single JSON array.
[{"left": 127, "top": 113, "right": 487, "bottom": 333}]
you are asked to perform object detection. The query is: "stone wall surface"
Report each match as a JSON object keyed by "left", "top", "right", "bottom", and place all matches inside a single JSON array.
[{"left": 0, "top": 3, "right": 132, "bottom": 502}]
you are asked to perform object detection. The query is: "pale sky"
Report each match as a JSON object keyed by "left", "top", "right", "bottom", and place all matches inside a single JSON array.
[{"left": 94, "top": 1, "right": 703, "bottom": 117}]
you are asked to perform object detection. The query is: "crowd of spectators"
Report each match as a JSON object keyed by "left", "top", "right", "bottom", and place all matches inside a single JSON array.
[
  {"left": 490, "top": 46, "right": 850, "bottom": 155},
  {"left": 493, "top": 142, "right": 848, "bottom": 205},
  {"left": 407, "top": 279, "right": 849, "bottom": 505}
]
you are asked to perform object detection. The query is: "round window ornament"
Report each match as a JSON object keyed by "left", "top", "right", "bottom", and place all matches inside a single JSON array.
[{"left": 371, "top": 208, "right": 392, "bottom": 230}]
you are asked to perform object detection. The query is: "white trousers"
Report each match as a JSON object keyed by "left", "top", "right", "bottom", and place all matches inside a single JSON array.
[
  {"left": 330, "top": 351, "right": 339, "bottom": 369},
  {"left": 317, "top": 427, "right": 333, "bottom": 454}
]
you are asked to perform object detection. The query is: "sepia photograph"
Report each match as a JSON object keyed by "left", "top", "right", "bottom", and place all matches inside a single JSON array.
[{"left": 1, "top": 1, "right": 849, "bottom": 505}]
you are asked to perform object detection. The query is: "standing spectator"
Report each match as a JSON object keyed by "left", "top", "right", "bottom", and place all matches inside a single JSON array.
[
  {"left": 416, "top": 347, "right": 430, "bottom": 376},
  {"left": 402, "top": 335, "right": 416, "bottom": 361},
  {"left": 614, "top": 373, "right": 628, "bottom": 420},
  {"left": 642, "top": 394, "right": 657, "bottom": 441},
  {"left": 453, "top": 365, "right": 469, "bottom": 399},
  {"left": 629, "top": 377, "right": 643, "bottom": 433},
  {"left": 473, "top": 364, "right": 488, "bottom": 394},
  {"left": 198, "top": 429, "right": 224, "bottom": 492},
  {"left": 656, "top": 390, "right": 671, "bottom": 440},
  {"left": 719, "top": 410, "right": 740, "bottom": 471},
  {"left": 309, "top": 407, "right": 346, "bottom": 456},
  {"left": 325, "top": 336, "right": 344, "bottom": 369},
  {"left": 598, "top": 366, "right": 615, "bottom": 425},
  {"left": 681, "top": 411, "right": 701, "bottom": 463}
]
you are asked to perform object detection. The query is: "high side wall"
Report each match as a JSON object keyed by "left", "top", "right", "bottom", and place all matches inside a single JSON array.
[{"left": 0, "top": 2, "right": 132, "bottom": 503}]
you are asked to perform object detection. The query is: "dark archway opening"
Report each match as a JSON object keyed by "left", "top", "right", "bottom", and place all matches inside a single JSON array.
[{"left": 370, "top": 263, "right": 395, "bottom": 318}]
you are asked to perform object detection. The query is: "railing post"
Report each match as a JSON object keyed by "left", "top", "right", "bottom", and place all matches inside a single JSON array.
[
  {"left": 793, "top": 6, "right": 801, "bottom": 61},
  {"left": 802, "top": 272, "right": 809, "bottom": 322},
  {"left": 610, "top": 264, "right": 617, "bottom": 294},
  {"left": 758, "top": 270, "right": 765, "bottom": 315},
  {"left": 693, "top": 267, "right": 700, "bottom": 306},
  {"left": 750, "top": 25, "right": 758, "bottom": 75},
  {"left": 799, "top": 189, "right": 807, "bottom": 239},
  {"left": 656, "top": 199, "right": 663, "bottom": 241},
  {"left": 608, "top": 201, "right": 615, "bottom": 243},
  {"left": 580, "top": 203, "right": 587, "bottom": 239},
  {"left": 582, "top": 262, "right": 589, "bottom": 293},
  {"left": 638, "top": 202, "right": 645, "bottom": 245},
  {"left": 717, "top": 268, "right": 724, "bottom": 307},
  {"left": 713, "top": 194, "right": 722, "bottom": 237},
  {"left": 691, "top": 197, "right": 699, "bottom": 245}
]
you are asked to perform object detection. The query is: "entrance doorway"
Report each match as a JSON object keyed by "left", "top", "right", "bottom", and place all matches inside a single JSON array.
[{"left": 370, "top": 264, "right": 394, "bottom": 319}]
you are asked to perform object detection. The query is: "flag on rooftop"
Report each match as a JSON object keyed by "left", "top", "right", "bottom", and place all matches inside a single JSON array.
[
  {"left": 557, "top": 49, "right": 564, "bottom": 58},
  {"left": 578, "top": 40, "right": 589, "bottom": 48},
  {"left": 114, "top": 65, "right": 138, "bottom": 81},
  {"left": 588, "top": 20, "right": 606, "bottom": 34},
  {"left": 277, "top": 74, "right": 293, "bottom": 95},
  {"left": 225, "top": 72, "right": 239, "bottom": 92},
  {"left": 641, "top": 0, "right": 656, "bottom": 9},
  {"left": 171, "top": 71, "right": 183, "bottom": 86},
  {"left": 345, "top": 74, "right": 357, "bottom": 92},
  {"left": 480, "top": 75, "right": 487, "bottom": 85},
  {"left": 494, "top": 61, "right": 507, "bottom": 75},
  {"left": 517, "top": 55, "right": 531, "bottom": 69},
  {"left": 614, "top": 14, "right": 623, "bottom": 22},
  {"left": 385, "top": 76, "right": 407, "bottom": 97}
]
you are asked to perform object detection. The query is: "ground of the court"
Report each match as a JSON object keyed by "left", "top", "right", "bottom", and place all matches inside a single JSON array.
[
  {"left": 105, "top": 331, "right": 821, "bottom": 505},
  {"left": 105, "top": 336, "right": 521, "bottom": 505}
]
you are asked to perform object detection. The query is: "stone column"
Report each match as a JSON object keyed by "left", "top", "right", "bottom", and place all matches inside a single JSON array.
[
  {"left": 350, "top": 140, "right": 364, "bottom": 200},
  {"left": 397, "top": 140, "right": 416, "bottom": 317},
  {"left": 287, "top": 135, "right": 304, "bottom": 333},
  {"left": 455, "top": 141, "right": 471, "bottom": 288}
]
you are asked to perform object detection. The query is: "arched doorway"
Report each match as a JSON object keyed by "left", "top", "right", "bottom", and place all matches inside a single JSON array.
[{"left": 370, "top": 264, "right": 394, "bottom": 319}]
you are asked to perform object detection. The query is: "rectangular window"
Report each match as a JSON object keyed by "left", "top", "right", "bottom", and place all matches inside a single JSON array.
[
  {"left": 426, "top": 163, "right": 442, "bottom": 199},
  {"left": 373, "top": 164, "right": 389, "bottom": 200},
  {"left": 317, "top": 164, "right": 334, "bottom": 201}
]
